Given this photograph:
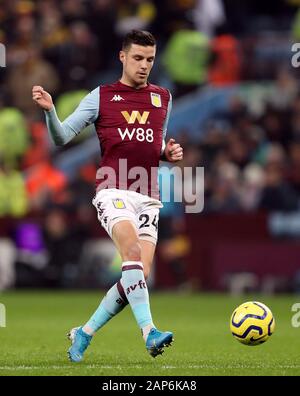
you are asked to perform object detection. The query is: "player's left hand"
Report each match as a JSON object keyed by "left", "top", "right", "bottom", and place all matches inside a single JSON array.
[{"left": 164, "top": 138, "right": 183, "bottom": 162}]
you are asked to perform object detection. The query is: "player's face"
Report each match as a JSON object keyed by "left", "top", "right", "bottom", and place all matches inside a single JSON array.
[{"left": 120, "top": 44, "right": 156, "bottom": 88}]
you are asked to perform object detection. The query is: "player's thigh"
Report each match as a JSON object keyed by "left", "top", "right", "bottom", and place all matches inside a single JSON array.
[
  {"left": 112, "top": 220, "right": 141, "bottom": 262},
  {"left": 140, "top": 239, "right": 156, "bottom": 280},
  {"left": 93, "top": 189, "right": 138, "bottom": 247}
]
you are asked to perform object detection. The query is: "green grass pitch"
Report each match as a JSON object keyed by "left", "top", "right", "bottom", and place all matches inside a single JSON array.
[{"left": 0, "top": 291, "right": 300, "bottom": 376}]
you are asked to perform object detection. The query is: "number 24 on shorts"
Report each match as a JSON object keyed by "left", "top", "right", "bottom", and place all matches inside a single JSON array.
[{"left": 139, "top": 214, "right": 158, "bottom": 230}]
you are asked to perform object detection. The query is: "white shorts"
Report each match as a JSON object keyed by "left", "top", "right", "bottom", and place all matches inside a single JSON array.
[{"left": 93, "top": 189, "right": 163, "bottom": 245}]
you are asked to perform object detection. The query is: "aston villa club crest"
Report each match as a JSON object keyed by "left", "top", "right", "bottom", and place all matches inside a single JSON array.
[
  {"left": 150, "top": 92, "right": 162, "bottom": 108},
  {"left": 113, "top": 198, "right": 126, "bottom": 209}
]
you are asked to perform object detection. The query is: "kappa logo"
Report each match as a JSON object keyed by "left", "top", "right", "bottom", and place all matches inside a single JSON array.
[
  {"left": 111, "top": 95, "right": 124, "bottom": 102},
  {"left": 121, "top": 110, "right": 150, "bottom": 124}
]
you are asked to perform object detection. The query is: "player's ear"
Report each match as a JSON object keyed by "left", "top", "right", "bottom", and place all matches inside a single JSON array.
[{"left": 119, "top": 51, "right": 125, "bottom": 64}]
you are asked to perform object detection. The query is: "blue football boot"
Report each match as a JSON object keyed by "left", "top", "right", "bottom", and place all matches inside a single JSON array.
[
  {"left": 146, "top": 328, "right": 174, "bottom": 358},
  {"left": 67, "top": 327, "right": 92, "bottom": 362}
]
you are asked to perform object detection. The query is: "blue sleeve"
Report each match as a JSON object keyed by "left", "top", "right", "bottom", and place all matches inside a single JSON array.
[
  {"left": 44, "top": 87, "right": 100, "bottom": 146},
  {"left": 161, "top": 92, "right": 172, "bottom": 154}
]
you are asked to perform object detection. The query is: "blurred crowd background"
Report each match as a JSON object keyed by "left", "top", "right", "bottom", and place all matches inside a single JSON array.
[{"left": 1, "top": 0, "right": 300, "bottom": 293}]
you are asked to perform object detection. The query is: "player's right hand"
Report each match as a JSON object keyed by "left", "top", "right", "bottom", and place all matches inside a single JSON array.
[{"left": 32, "top": 86, "right": 53, "bottom": 111}]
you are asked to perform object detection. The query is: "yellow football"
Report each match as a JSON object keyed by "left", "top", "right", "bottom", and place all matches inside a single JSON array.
[{"left": 230, "top": 301, "right": 275, "bottom": 346}]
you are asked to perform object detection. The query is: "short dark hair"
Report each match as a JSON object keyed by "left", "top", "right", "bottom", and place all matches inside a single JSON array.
[{"left": 122, "top": 30, "right": 156, "bottom": 51}]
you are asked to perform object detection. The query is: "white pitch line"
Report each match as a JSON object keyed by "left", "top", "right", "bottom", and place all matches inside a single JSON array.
[
  {"left": 0, "top": 365, "right": 300, "bottom": 371},
  {"left": 0, "top": 365, "right": 139, "bottom": 370}
]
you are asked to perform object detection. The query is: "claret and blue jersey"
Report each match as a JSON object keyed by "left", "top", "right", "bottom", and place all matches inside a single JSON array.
[{"left": 45, "top": 80, "right": 172, "bottom": 199}]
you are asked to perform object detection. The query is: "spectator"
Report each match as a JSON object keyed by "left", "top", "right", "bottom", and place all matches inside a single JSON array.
[
  {"left": 208, "top": 25, "right": 242, "bottom": 86},
  {"left": 0, "top": 239, "right": 16, "bottom": 291},
  {"left": 22, "top": 122, "right": 51, "bottom": 169},
  {"left": 89, "top": 0, "right": 118, "bottom": 71},
  {"left": 0, "top": 159, "right": 28, "bottom": 218},
  {"left": 162, "top": 28, "right": 210, "bottom": 97},
  {"left": 0, "top": 107, "right": 29, "bottom": 169},
  {"left": 239, "top": 163, "right": 265, "bottom": 211},
  {"left": 259, "top": 163, "right": 299, "bottom": 212},
  {"left": 115, "top": 0, "right": 156, "bottom": 36},
  {"left": 25, "top": 157, "right": 67, "bottom": 211},
  {"left": 59, "top": 22, "right": 100, "bottom": 90},
  {"left": 7, "top": 46, "right": 60, "bottom": 120},
  {"left": 259, "top": 145, "right": 299, "bottom": 211},
  {"left": 193, "top": 0, "right": 225, "bottom": 38},
  {"left": 286, "top": 140, "right": 300, "bottom": 194},
  {"left": 43, "top": 207, "right": 88, "bottom": 287},
  {"left": 268, "top": 68, "right": 299, "bottom": 111},
  {"left": 206, "top": 162, "right": 242, "bottom": 213}
]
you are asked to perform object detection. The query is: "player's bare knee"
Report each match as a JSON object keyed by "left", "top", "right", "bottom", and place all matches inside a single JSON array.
[
  {"left": 143, "top": 267, "right": 150, "bottom": 280},
  {"left": 124, "top": 241, "right": 142, "bottom": 262}
]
